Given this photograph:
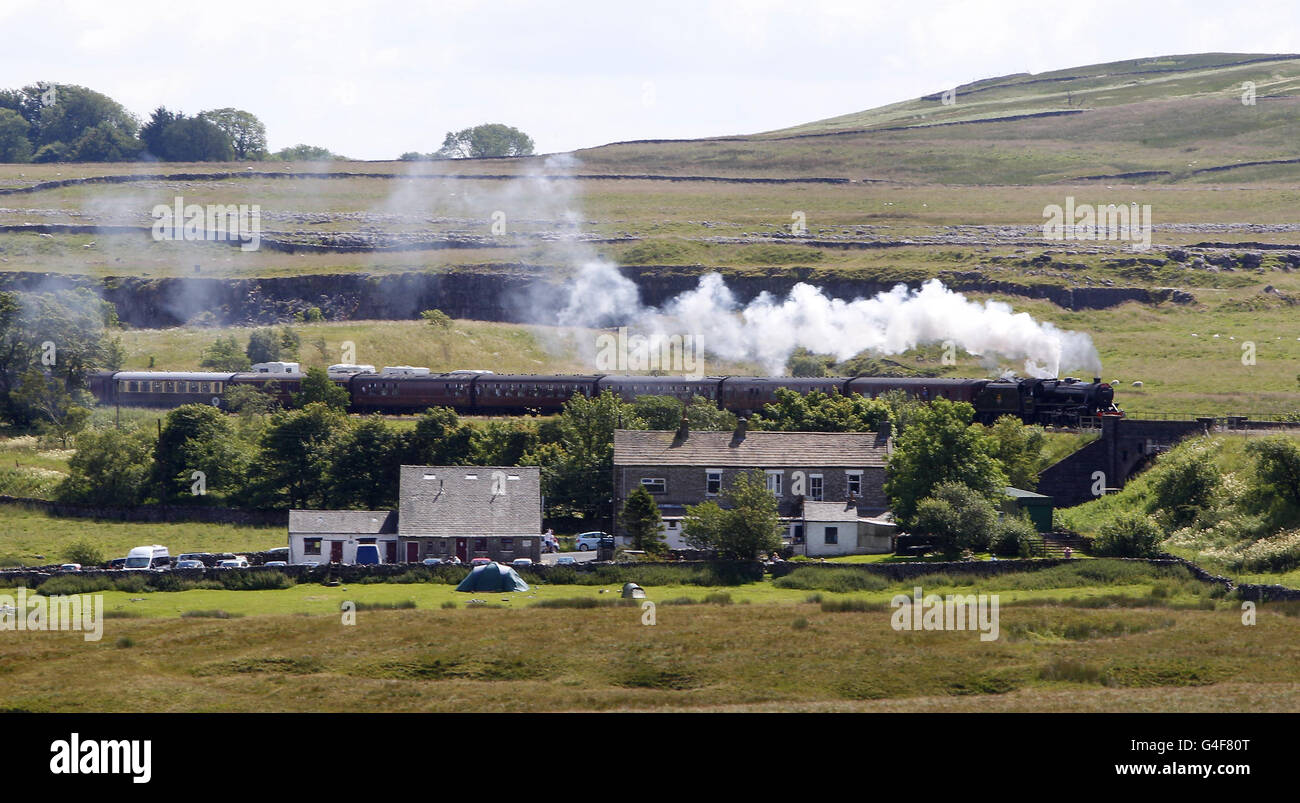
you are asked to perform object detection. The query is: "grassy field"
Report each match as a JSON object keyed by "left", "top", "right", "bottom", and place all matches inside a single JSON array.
[
  {"left": 0, "top": 562, "right": 1294, "bottom": 712},
  {"left": 0, "top": 505, "right": 284, "bottom": 567}
]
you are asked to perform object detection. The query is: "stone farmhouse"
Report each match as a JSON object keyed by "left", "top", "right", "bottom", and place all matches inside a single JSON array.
[{"left": 612, "top": 421, "right": 894, "bottom": 555}]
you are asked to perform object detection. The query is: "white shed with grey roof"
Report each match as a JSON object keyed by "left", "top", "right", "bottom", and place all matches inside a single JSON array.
[
  {"left": 800, "top": 501, "right": 894, "bottom": 557},
  {"left": 288, "top": 510, "right": 398, "bottom": 565}
]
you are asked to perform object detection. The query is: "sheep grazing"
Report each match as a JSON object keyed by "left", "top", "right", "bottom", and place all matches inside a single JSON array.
[{"left": 1132, "top": 380, "right": 1144, "bottom": 388}]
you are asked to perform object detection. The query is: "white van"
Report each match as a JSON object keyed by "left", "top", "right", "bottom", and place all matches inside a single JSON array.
[
  {"left": 124, "top": 545, "right": 170, "bottom": 570},
  {"left": 250, "top": 361, "right": 300, "bottom": 374},
  {"left": 380, "top": 365, "right": 430, "bottom": 377},
  {"left": 328, "top": 364, "right": 376, "bottom": 375}
]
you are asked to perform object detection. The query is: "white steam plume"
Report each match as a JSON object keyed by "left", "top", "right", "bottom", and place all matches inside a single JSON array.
[{"left": 558, "top": 265, "right": 1102, "bottom": 379}]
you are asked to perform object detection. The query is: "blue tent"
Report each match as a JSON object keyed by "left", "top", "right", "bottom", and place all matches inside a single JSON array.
[{"left": 455, "top": 562, "right": 530, "bottom": 593}]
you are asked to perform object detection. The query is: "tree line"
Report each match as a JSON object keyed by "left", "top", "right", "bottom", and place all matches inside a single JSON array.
[
  {"left": 42, "top": 355, "right": 1060, "bottom": 560},
  {"left": 0, "top": 82, "right": 534, "bottom": 164},
  {"left": 0, "top": 289, "right": 122, "bottom": 446}
]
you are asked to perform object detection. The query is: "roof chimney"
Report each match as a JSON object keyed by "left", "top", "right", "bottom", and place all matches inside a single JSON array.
[
  {"left": 673, "top": 413, "right": 689, "bottom": 445},
  {"left": 731, "top": 416, "right": 748, "bottom": 447},
  {"left": 875, "top": 420, "right": 891, "bottom": 446}
]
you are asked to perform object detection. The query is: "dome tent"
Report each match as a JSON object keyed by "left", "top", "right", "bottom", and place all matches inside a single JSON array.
[{"left": 455, "top": 562, "right": 530, "bottom": 593}]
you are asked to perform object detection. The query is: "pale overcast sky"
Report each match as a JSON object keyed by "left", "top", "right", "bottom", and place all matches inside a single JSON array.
[{"left": 2, "top": 0, "right": 1295, "bottom": 160}]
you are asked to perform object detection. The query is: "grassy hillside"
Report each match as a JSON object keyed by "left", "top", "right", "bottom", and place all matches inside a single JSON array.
[
  {"left": 1059, "top": 431, "right": 1300, "bottom": 585},
  {"left": 0, "top": 53, "right": 1297, "bottom": 418},
  {"left": 578, "top": 53, "right": 1300, "bottom": 183}
]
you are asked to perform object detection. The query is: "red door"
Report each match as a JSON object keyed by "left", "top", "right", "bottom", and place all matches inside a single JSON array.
[
  {"left": 385, "top": 542, "right": 397, "bottom": 563},
  {"left": 330, "top": 541, "right": 344, "bottom": 562},
  {"left": 456, "top": 538, "right": 468, "bottom": 562},
  {"left": 406, "top": 543, "right": 419, "bottom": 563}
]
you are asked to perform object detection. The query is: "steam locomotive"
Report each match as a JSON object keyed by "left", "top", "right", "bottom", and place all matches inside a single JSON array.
[{"left": 88, "top": 364, "right": 1122, "bottom": 426}]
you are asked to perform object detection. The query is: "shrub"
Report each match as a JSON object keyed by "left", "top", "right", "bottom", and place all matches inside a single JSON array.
[
  {"left": 532, "top": 562, "right": 760, "bottom": 587},
  {"left": 1093, "top": 512, "right": 1164, "bottom": 557},
  {"left": 1149, "top": 440, "right": 1223, "bottom": 526},
  {"left": 1231, "top": 529, "right": 1300, "bottom": 573},
  {"left": 36, "top": 574, "right": 114, "bottom": 595},
  {"left": 774, "top": 567, "right": 890, "bottom": 593},
  {"left": 990, "top": 516, "right": 1043, "bottom": 557},
  {"left": 357, "top": 566, "right": 468, "bottom": 585},
  {"left": 910, "top": 482, "right": 999, "bottom": 557},
  {"left": 217, "top": 571, "right": 293, "bottom": 591}
]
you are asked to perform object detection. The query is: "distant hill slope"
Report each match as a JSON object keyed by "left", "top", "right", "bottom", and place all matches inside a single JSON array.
[{"left": 575, "top": 53, "right": 1300, "bottom": 184}]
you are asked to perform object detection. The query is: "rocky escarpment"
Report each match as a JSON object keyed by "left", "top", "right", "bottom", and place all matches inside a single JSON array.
[{"left": 0, "top": 266, "right": 1195, "bottom": 329}]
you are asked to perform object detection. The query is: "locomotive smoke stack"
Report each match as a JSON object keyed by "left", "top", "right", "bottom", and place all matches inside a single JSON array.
[{"left": 1094, "top": 376, "right": 1102, "bottom": 384}]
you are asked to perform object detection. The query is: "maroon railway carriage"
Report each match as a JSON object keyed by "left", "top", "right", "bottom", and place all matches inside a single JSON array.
[
  {"left": 227, "top": 372, "right": 303, "bottom": 408},
  {"left": 471, "top": 374, "right": 602, "bottom": 414},
  {"left": 349, "top": 372, "right": 474, "bottom": 413},
  {"left": 596, "top": 375, "right": 718, "bottom": 405},
  {"left": 844, "top": 376, "right": 990, "bottom": 404},
  {"left": 716, "top": 376, "right": 847, "bottom": 413}
]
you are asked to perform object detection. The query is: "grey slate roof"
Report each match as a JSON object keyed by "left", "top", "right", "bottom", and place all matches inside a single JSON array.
[
  {"left": 614, "top": 430, "right": 890, "bottom": 468},
  {"left": 802, "top": 501, "right": 863, "bottom": 522},
  {"left": 288, "top": 510, "right": 397, "bottom": 535},
  {"left": 398, "top": 465, "right": 541, "bottom": 537}
]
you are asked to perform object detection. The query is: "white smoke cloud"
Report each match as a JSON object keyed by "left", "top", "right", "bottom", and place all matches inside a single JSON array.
[
  {"left": 558, "top": 264, "right": 1102, "bottom": 379},
  {"left": 383, "top": 154, "right": 1102, "bottom": 380}
]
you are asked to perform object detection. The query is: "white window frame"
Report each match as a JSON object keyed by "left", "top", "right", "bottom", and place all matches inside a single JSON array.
[
  {"left": 705, "top": 469, "right": 723, "bottom": 497},
  {"left": 765, "top": 470, "right": 783, "bottom": 498},
  {"left": 809, "top": 473, "right": 824, "bottom": 501},
  {"left": 847, "top": 470, "right": 863, "bottom": 498},
  {"left": 641, "top": 477, "right": 666, "bottom": 494}
]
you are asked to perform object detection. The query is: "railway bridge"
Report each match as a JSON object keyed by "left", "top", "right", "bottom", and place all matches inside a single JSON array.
[{"left": 1037, "top": 415, "right": 1297, "bottom": 508}]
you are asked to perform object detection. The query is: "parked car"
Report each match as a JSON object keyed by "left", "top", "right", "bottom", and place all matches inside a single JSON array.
[
  {"left": 470, "top": 557, "right": 492, "bottom": 566},
  {"left": 574, "top": 532, "right": 607, "bottom": 551},
  {"left": 354, "top": 544, "right": 382, "bottom": 565},
  {"left": 263, "top": 561, "right": 288, "bottom": 567},
  {"left": 108, "top": 558, "right": 126, "bottom": 570},
  {"left": 175, "top": 559, "right": 205, "bottom": 569},
  {"left": 177, "top": 552, "right": 213, "bottom": 565},
  {"left": 422, "top": 558, "right": 443, "bottom": 566},
  {"left": 555, "top": 556, "right": 577, "bottom": 566},
  {"left": 218, "top": 557, "right": 250, "bottom": 569},
  {"left": 511, "top": 558, "right": 533, "bottom": 569},
  {"left": 58, "top": 563, "right": 81, "bottom": 573},
  {"left": 124, "top": 545, "right": 170, "bottom": 570}
]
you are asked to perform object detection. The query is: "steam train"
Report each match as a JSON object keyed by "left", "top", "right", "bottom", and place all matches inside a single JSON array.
[{"left": 88, "top": 364, "right": 1122, "bottom": 426}]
